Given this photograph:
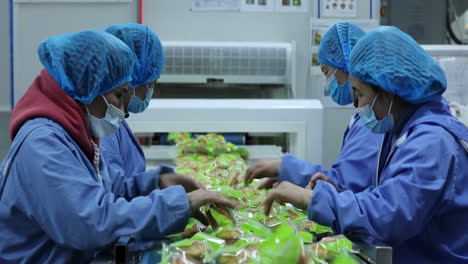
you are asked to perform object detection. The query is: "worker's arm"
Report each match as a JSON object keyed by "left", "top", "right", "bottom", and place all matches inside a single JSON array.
[
  {"left": 15, "top": 127, "right": 190, "bottom": 250},
  {"left": 100, "top": 125, "right": 175, "bottom": 199},
  {"left": 308, "top": 126, "right": 453, "bottom": 245},
  {"left": 277, "top": 153, "right": 328, "bottom": 187}
]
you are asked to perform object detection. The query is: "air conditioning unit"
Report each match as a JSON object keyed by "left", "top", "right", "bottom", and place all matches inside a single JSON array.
[{"left": 158, "top": 41, "right": 296, "bottom": 99}]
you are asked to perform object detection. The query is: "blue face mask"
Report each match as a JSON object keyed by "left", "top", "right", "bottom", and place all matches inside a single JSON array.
[
  {"left": 356, "top": 93, "right": 395, "bottom": 134},
  {"left": 325, "top": 69, "right": 353, "bottom": 105},
  {"left": 86, "top": 95, "right": 125, "bottom": 137},
  {"left": 127, "top": 84, "right": 153, "bottom": 113}
]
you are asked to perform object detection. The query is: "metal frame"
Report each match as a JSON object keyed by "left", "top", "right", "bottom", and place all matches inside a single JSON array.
[
  {"left": 126, "top": 99, "right": 323, "bottom": 165},
  {"left": 352, "top": 239, "right": 393, "bottom": 264},
  {"left": 422, "top": 44, "right": 468, "bottom": 56}
]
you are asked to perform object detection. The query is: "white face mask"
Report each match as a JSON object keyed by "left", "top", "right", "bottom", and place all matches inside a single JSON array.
[{"left": 85, "top": 95, "right": 125, "bottom": 137}]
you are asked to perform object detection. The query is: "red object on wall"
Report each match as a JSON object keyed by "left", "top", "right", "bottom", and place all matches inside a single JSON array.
[{"left": 139, "top": 0, "right": 143, "bottom": 24}]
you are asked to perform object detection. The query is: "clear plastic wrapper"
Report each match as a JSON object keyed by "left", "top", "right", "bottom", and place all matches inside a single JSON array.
[
  {"left": 305, "top": 236, "right": 358, "bottom": 263},
  {"left": 240, "top": 220, "right": 272, "bottom": 239},
  {"left": 204, "top": 205, "right": 236, "bottom": 229},
  {"left": 160, "top": 132, "right": 356, "bottom": 264},
  {"left": 255, "top": 224, "right": 302, "bottom": 264}
]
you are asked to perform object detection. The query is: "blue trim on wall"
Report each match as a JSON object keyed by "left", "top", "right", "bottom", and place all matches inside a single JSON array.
[
  {"left": 317, "top": 0, "right": 321, "bottom": 19},
  {"left": 9, "top": 0, "right": 14, "bottom": 110}
]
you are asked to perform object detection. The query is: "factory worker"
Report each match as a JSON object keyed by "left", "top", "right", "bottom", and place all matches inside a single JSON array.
[
  {"left": 263, "top": 26, "right": 468, "bottom": 263},
  {"left": 245, "top": 22, "right": 381, "bottom": 193},
  {"left": 100, "top": 23, "right": 176, "bottom": 199},
  {"left": 0, "top": 30, "right": 235, "bottom": 263}
]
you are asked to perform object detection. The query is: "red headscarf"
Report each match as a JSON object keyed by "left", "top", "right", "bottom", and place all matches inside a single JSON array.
[{"left": 9, "top": 69, "right": 98, "bottom": 162}]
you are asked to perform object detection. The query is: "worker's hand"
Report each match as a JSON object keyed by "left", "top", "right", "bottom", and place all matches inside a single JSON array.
[
  {"left": 257, "top": 178, "right": 278, "bottom": 190},
  {"left": 244, "top": 159, "right": 281, "bottom": 185},
  {"left": 306, "top": 172, "right": 337, "bottom": 191},
  {"left": 263, "top": 182, "right": 312, "bottom": 216},
  {"left": 159, "top": 173, "right": 204, "bottom": 193},
  {"left": 187, "top": 190, "right": 238, "bottom": 225}
]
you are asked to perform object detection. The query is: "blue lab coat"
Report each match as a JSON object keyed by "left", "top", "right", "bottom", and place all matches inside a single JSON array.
[
  {"left": 0, "top": 118, "right": 190, "bottom": 263},
  {"left": 279, "top": 114, "right": 382, "bottom": 192},
  {"left": 308, "top": 97, "right": 468, "bottom": 263},
  {"left": 100, "top": 120, "right": 175, "bottom": 200}
]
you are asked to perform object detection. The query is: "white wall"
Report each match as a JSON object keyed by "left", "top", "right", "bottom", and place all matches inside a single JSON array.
[
  {"left": 144, "top": 0, "right": 374, "bottom": 100},
  {"left": 144, "top": 0, "right": 312, "bottom": 98},
  {"left": 0, "top": 0, "right": 11, "bottom": 160},
  {"left": 11, "top": 0, "right": 376, "bottom": 102},
  {"left": 7, "top": 0, "right": 371, "bottom": 167},
  {"left": 13, "top": 1, "right": 139, "bottom": 102},
  {"left": 1, "top": 0, "right": 10, "bottom": 110},
  {"left": 0, "top": 112, "right": 11, "bottom": 160},
  {"left": 322, "top": 107, "right": 355, "bottom": 168},
  {"left": 143, "top": 0, "right": 374, "bottom": 167}
]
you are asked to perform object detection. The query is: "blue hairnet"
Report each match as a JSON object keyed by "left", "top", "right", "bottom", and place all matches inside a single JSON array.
[
  {"left": 105, "top": 23, "right": 165, "bottom": 88},
  {"left": 38, "top": 30, "right": 136, "bottom": 104},
  {"left": 318, "top": 22, "right": 365, "bottom": 73},
  {"left": 349, "top": 26, "right": 447, "bottom": 103}
]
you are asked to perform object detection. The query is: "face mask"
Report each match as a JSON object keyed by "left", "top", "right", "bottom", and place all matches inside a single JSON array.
[
  {"left": 86, "top": 95, "right": 125, "bottom": 137},
  {"left": 325, "top": 69, "right": 353, "bottom": 105},
  {"left": 127, "top": 84, "right": 154, "bottom": 113},
  {"left": 356, "top": 93, "right": 395, "bottom": 134}
]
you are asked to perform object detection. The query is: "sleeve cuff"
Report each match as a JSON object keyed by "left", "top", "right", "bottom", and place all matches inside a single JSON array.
[
  {"left": 167, "top": 185, "right": 191, "bottom": 224},
  {"left": 165, "top": 185, "right": 191, "bottom": 234},
  {"left": 278, "top": 153, "right": 317, "bottom": 187},
  {"left": 153, "top": 165, "right": 175, "bottom": 189},
  {"left": 278, "top": 153, "right": 297, "bottom": 183},
  {"left": 308, "top": 180, "right": 339, "bottom": 232},
  {"left": 137, "top": 185, "right": 191, "bottom": 240}
]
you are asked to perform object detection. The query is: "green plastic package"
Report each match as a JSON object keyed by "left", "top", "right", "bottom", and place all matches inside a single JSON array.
[{"left": 257, "top": 224, "right": 302, "bottom": 264}]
